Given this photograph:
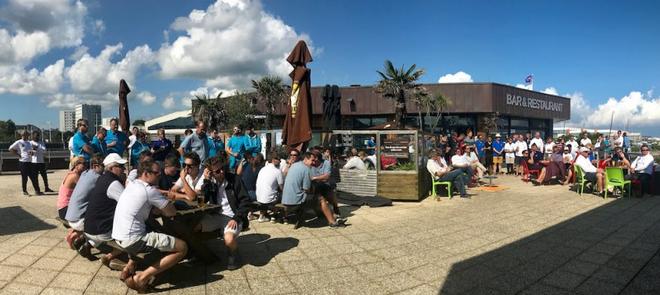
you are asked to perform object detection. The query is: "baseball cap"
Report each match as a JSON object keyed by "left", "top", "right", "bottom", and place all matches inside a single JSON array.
[
  {"left": 495, "top": 133, "right": 501, "bottom": 137},
  {"left": 103, "top": 153, "right": 127, "bottom": 166},
  {"left": 579, "top": 147, "right": 590, "bottom": 153}
]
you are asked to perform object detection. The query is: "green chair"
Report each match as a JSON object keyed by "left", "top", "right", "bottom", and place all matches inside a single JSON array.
[
  {"left": 573, "top": 165, "right": 588, "bottom": 196},
  {"left": 604, "top": 167, "right": 631, "bottom": 198},
  {"left": 431, "top": 174, "right": 453, "bottom": 199}
]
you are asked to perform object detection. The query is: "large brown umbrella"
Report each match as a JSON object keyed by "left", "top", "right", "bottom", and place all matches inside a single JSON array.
[
  {"left": 118, "top": 79, "right": 131, "bottom": 132},
  {"left": 282, "top": 40, "right": 313, "bottom": 152}
]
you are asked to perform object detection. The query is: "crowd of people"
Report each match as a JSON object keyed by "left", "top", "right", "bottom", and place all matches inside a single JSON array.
[
  {"left": 424, "top": 129, "right": 655, "bottom": 198},
  {"left": 42, "top": 119, "right": 347, "bottom": 292}
]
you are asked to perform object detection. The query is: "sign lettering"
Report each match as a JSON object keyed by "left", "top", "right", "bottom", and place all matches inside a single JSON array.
[{"left": 506, "top": 93, "right": 563, "bottom": 112}]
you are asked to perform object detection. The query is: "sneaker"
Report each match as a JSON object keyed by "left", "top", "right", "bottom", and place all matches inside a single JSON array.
[
  {"left": 247, "top": 212, "right": 257, "bottom": 221},
  {"left": 270, "top": 217, "right": 276, "bottom": 223},
  {"left": 257, "top": 215, "right": 269, "bottom": 223},
  {"left": 23, "top": 191, "right": 29, "bottom": 196},
  {"left": 45, "top": 188, "right": 55, "bottom": 193},
  {"left": 77, "top": 241, "right": 96, "bottom": 261},
  {"left": 329, "top": 221, "right": 346, "bottom": 228},
  {"left": 35, "top": 191, "right": 45, "bottom": 196},
  {"left": 227, "top": 254, "right": 241, "bottom": 271}
]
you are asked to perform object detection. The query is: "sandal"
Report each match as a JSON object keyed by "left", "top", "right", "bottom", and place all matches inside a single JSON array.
[{"left": 125, "top": 274, "right": 150, "bottom": 293}]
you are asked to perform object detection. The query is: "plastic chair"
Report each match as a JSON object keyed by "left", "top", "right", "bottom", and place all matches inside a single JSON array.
[
  {"left": 573, "top": 165, "right": 588, "bottom": 196},
  {"left": 430, "top": 174, "right": 453, "bottom": 199},
  {"left": 604, "top": 167, "right": 631, "bottom": 198},
  {"left": 521, "top": 160, "right": 540, "bottom": 182}
]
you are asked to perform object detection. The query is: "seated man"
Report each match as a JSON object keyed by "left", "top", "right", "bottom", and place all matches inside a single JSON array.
[
  {"left": 343, "top": 150, "right": 367, "bottom": 170},
  {"left": 427, "top": 150, "right": 468, "bottom": 198},
  {"left": 611, "top": 147, "right": 631, "bottom": 168},
  {"left": 193, "top": 156, "right": 249, "bottom": 270},
  {"left": 255, "top": 153, "right": 284, "bottom": 223},
  {"left": 112, "top": 159, "right": 188, "bottom": 292},
  {"left": 168, "top": 152, "right": 202, "bottom": 203},
  {"left": 282, "top": 152, "right": 315, "bottom": 228},
  {"left": 450, "top": 146, "right": 473, "bottom": 185},
  {"left": 466, "top": 146, "right": 487, "bottom": 179},
  {"left": 574, "top": 147, "right": 605, "bottom": 194},
  {"left": 126, "top": 151, "right": 153, "bottom": 183},
  {"left": 158, "top": 156, "right": 180, "bottom": 191},
  {"left": 65, "top": 155, "right": 104, "bottom": 257},
  {"left": 527, "top": 143, "right": 544, "bottom": 171},
  {"left": 626, "top": 144, "right": 655, "bottom": 198},
  {"left": 534, "top": 145, "right": 566, "bottom": 185},
  {"left": 83, "top": 154, "right": 127, "bottom": 270},
  {"left": 311, "top": 150, "right": 345, "bottom": 227}
]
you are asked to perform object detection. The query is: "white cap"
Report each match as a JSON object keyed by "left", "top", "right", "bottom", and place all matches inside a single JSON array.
[
  {"left": 103, "top": 153, "right": 127, "bottom": 166},
  {"left": 579, "top": 147, "right": 590, "bottom": 153},
  {"left": 495, "top": 133, "right": 501, "bottom": 137}
]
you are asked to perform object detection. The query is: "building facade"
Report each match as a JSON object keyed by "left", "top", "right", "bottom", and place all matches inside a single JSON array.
[
  {"left": 59, "top": 110, "right": 75, "bottom": 132},
  {"left": 74, "top": 104, "right": 102, "bottom": 131}
]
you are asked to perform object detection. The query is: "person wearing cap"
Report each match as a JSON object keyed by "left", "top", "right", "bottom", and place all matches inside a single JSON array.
[
  {"left": 574, "top": 147, "right": 604, "bottom": 194},
  {"left": 492, "top": 134, "right": 504, "bottom": 174},
  {"left": 65, "top": 154, "right": 104, "bottom": 258},
  {"left": 83, "top": 153, "right": 128, "bottom": 271}
]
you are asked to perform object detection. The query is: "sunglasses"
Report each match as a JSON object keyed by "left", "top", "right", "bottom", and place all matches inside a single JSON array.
[
  {"left": 211, "top": 168, "right": 223, "bottom": 174},
  {"left": 641, "top": 149, "right": 650, "bottom": 151},
  {"left": 290, "top": 154, "right": 299, "bottom": 157},
  {"left": 184, "top": 163, "right": 197, "bottom": 168}
]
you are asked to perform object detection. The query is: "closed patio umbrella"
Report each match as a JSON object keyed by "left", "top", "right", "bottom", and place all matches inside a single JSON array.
[
  {"left": 118, "top": 79, "right": 131, "bottom": 132},
  {"left": 282, "top": 40, "right": 313, "bottom": 152}
]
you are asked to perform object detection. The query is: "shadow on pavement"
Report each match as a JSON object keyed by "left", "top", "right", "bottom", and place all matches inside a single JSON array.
[
  {"left": 0, "top": 206, "right": 56, "bottom": 236},
  {"left": 438, "top": 196, "right": 660, "bottom": 294}
]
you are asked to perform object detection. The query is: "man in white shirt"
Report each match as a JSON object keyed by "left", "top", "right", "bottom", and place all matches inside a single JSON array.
[
  {"left": 529, "top": 132, "right": 544, "bottom": 153},
  {"left": 450, "top": 147, "right": 473, "bottom": 184},
  {"left": 343, "top": 150, "right": 367, "bottom": 170},
  {"left": 255, "top": 154, "right": 284, "bottom": 222},
  {"left": 168, "top": 152, "right": 202, "bottom": 202},
  {"left": 566, "top": 136, "right": 579, "bottom": 156},
  {"left": 544, "top": 137, "right": 555, "bottom": 158},
  {"left": 112, "top": 160, "right": 187, "bottom": 292},
  {"left": 514, "top": 135, "right": 528, "bottom": 176},
  {"left": 30, "top": 131, "right": 53, "bottom": 193},
  {"left": 9, "top": 131, "right": 42, "bottom": 196},
  {"left": 574, "top": 147, "right": 604, "bottom": 194},
  {"left": 427, "top": 150, "right": 468, "bottom": 198},
  {"left": 626, "top": 144, "right": 655, "bottom": 197},
  {"left": 579, "top": 133, "right": 592, "bottom": 147},
  {"left": 614, "top": 130, "right": 624, "bottom": 148}
]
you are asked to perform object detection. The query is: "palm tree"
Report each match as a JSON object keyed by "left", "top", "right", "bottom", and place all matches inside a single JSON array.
[
  {"left": 252, "top": 76, "right": 287, "bottom": 131},
  {"left": 418, "top": 92, "right": 449, "bottom": 132},
  {"left": 375, "top": 60, "right": 426, "bottom": 129},
  {"left": 192, "top": 92, "right": 226, "bottom": 131}
]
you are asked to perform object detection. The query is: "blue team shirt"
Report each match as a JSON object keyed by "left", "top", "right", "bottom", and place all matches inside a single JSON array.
[
  {"left": 367, "top": 139, "right": 376, "bottom": 155},
  {"left": 207, "top": 138, "right": 224, "bottom": 158},
  {"left": 130, "top": 141, "right": 150, "bottom": 166},
  {"left": 72, "top": 131, "right": 92, "bottom": 160},
  {"left": 244, "top": 134, "right": 261, "bottom": 157},
  {"left": 227, "top": 135, "right": 246, "bottom": 169},
  {"left": 475, "top": 139, "right": 485, "bottom": 157},
  {"left": 151, "top": 138, "right": 173, "bottom": 161},
  {"left": 91, "top": 136, "right": 108, "bottom": 157},
  {"left": 492, "top": 139, "right": 504, "bottom": 155},
  {"left": 105, "top": 130, "right": 128, "bottom": 155}
]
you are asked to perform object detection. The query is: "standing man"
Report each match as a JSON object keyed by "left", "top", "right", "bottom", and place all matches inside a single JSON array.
[
  {"left": 514, "top": 134, "right": 528, "bottom": 176},
  {"left": 492, "top": 134, "right": 504, "bottom": 174},
  {"left": 9, "top": 131, "right": 42, "bottom": 196},
  {"left": 178, "top": 120, "right": 209, "bottom": 165},
  {"left": 366, "top": 136, "right": 376, "bottom": 156},
  {"left": 530, "top": 132, "right": 544, "bottom": 153},
  {"left": 622, "top": 132, "right": 631, "bottom": 154},
  {"left": 105, "top": 118, "right": 129, "bottom": 156},
  {"left": 206, "top": 129, "right": 224, "bottom": 159},
  {"left": 91, "top": 128, "right": 108, "bottom": 157},
  {"left": 152, "top": 128, "right": 173, "bottom": 162},
  {"left": 282, "top": 152, "right": 315, "bottom": 228},
  {"left": 566, "top": 135, "right": 579, "bottom": 156},
  {"left": 244, "top": 125, "right": 262, "bottom": 157},
  {"left": 225, "top": 125, "right": 246, "bottom": 172},
  {"left": 72, "top": 119, "right": 95, "bottom": 163},
  {"left": 579, "top": 132, "right": 592, "bottom": 147},
  {"left": 474, "top": 134, "right": 485, "bottom": 165},
  {"left": 112, "top": 160, "right": 188, "bottom": 292},
  {"left": 31, "top": 131, "right": 53, "bottom": 193}
]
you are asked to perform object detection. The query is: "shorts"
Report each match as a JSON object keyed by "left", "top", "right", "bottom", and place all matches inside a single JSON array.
[
  {"left": 493, "top": 156, "right": 503, "bottom": 164},
  {"left": 85, "top": 232, "right": 112, "bottom": 248},
  {"left": 199, "top": 213, "right": 242, "bottom": 237},
  {"left": 313, "top": 182, "right": 331, "bottom": 197},
  {"left": 68, "top": 219, "right": 84, "bottom": 231},
  {"left": 584, "top": 172, "right": 598, "bottom": 183},
  {"left": 117, "top": 232, "right": 177, "bottom": 255},
  {"left": 515, "top": 156, "right": 525, "bottom": 165},
  {"left": 58, "top": 207, "right": 67, "bottom": 219}
]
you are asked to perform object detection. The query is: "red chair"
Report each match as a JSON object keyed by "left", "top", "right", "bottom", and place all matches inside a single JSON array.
[{"left": 521, "top": 160, "right": 540, "bottom": 182}]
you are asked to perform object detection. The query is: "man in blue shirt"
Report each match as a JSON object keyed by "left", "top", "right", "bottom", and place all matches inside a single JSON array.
[
  {"left": 105, "top": 118, "right": 129, "bottom": 156},
  {"left": 492, "top": 134, "right": 505, "bottom": 174},
  {"left": 178, "top": 120, "right": 209, "bottom": 165},
  {"left": 310, "top": 149, "right": 345, "bottom": 228},
  {"left": 366, "top": 136, "right": 376, "bottom": 156},
  {"left": 152, "top": 128, "right": 173, "bottom": 162},
  {"left": 91, "top": 128, "right": 108, "bottom": 157},
  {"left": 244, "top": 125, "right": 261, "bottom": 157},
  {"left": 72, "top": 119, "right": 95, "bottom": 162},
  {"left": 475, "top": 134, "right": 485, "bottom": 164},
  {"left": 622, "top": 132, "right": 631, "bottom": 154},
  {"left": 207, "top": 129, "right": 224, "bottom": 158},
  {"left": 225, "top": 126, "right": 246, "bottom": 171}
]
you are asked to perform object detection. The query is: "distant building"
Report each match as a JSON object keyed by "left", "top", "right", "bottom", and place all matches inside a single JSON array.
[
  {"left": 552, "top": 127, "right": 642, "bottom": 142},
  {"left": 74, "top": 104, "right": 102, "bottom": 132},
  {"left": 101, "top": 117, "right": 113, "bottom": 129},
  {"left": 59, "top": 110, "right": 75, "bottom": 132},
  {"left": 15, "top": 124, "right": 41, "bottom": 135},
  {"left": 144, "top": 110, "right": 194, "bottom": 136}
]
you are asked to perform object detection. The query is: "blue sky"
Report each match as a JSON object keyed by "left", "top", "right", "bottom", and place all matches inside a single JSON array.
[{"left": 0, "top": 0, "right": 658, "bottom": 135}]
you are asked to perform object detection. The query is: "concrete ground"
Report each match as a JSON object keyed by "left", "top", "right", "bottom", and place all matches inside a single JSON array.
[{"left": 0, "top": 170, "right": 659, "bottom": 294}]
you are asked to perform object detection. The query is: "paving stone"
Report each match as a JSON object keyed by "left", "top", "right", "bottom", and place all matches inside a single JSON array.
[
  {"left": 0, "top": 282, "right": 43, "bottom": 295},
  {"left": 246, "top": 275, "right": 296, "bottom": 294},
  {"left": 541, "top": 270, "right": 587, "bottom": 290},
  {"left": 85, "top": 276, "right": 127, "bottom": 294},
  {"left": 48, "top": 272, "right": 95, "bottom": 291},
  {"left": 575, "top": 277, "right": 623, "bottom": 295},
  {"left": 30, "top": 257, "right": 70, "bottom": 271},
  {"left": 13, "top": 268, "right": 59, "bottom": 286},
  {"left": 0, "top": 265, "right": 24, "bottom": 281},
  {"left": 0, "top": 254, "right": 39, "bottom": 267},
  {"left": 17, "top": 245, "right": 51, "bottom": 257},
  {"left": 40, "top": 287, "right": 84, "bottom": 295}
]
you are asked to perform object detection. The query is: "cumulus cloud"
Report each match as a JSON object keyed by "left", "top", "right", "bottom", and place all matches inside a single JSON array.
[
  {"left": 67, "top": 43, "right": 155, "bottom": 95},
  {"left": 136, "top": 91, "right": 156, "bottom": 105},
  {"left": 0, "top": 0, "right": 86, "bottom": 65},
  {"left": 542, "top": 87, "right": 558, "bottom": 95},
  {"left": 91, "top": 19, "right": 105, "bottom": 36},
  {"left": 0, "top": 59, "right": 65, "bottom": 95},
  {"left": 157, "top": 0, "right": 313, "bottom": 90},
  {"left": 162, "top": 96, "right": 176, "bottom": 109},
  {"left": 437, "top": 71, "right": 473, "bottom": 83},
  {"left": 583, "top": 91, "right": 660, "bottom": 128},
  {"left": 515, "top": 83, "right": 533, "bottom": 90}
]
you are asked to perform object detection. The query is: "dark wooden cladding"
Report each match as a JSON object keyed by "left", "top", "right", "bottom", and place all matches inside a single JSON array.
[{"left": 269, "top": 82, "right": 570, "bottom": 121}]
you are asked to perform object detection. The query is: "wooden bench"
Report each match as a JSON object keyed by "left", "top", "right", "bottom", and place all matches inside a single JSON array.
[{"left": 336, "top": 169, "right": 377, "bottom": 196}]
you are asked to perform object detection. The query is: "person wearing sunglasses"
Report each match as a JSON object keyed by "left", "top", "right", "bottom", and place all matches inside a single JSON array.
[
  {"left": 168, "top": 152, "right": 202, "bottom": 203},
  {"left": 225, "top": 125, "right": 247, "bottom": 172},
  {"left": 280, "top": 149, "right": 300, "bottom": 177},
  {"left": 72, "top": 118, "right": 95, "bottom": 163},
  {"left": 574, "top": 147, "right": 605, "bottom": 194},
  {"left": 626, "top": 144, "right": 655, "bottom": 197}
]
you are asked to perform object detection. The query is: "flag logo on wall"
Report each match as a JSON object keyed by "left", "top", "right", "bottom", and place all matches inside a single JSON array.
[{"left": 525, "top": 74, "right": 533, "bottom": 84}]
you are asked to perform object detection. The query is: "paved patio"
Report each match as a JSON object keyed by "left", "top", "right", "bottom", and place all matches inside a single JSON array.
[{"left": 0, "top": 170, "right": 659, "bottom": 294}]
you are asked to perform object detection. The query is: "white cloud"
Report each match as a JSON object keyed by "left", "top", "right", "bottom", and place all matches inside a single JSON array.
[
  {"left": 542, "top": 87, "right": 558, "bottom": 95},
  {"left": 437, "top": 71, "right": 473, "bottom": 83},
  {"left": 0, "top": 0, "right": 86, "bottom": 65},
  {"left": 136, "top": 91, "right": 156, "bottom": 105},
  {"left": 0, "top": 59, "right": 65, "bottom": 95},
  {"left": 162, "top": 96, "right": 176, "bottom": 109},
  {"left": 67, "top": 43, "right": 155, "bottom": 95},
  {"left": 515, "top": 83, "right": 533, "bottom": 90},
  {"left": 91, "top": 19, "right": 105, "bottom": 36},
  {"left": 69, "top": 45, "right": 88, "bottom": 61},
  {"left": 44, "top": 92, "right": 115, "bottom": 109},
  {"left": 583, "top": 91, "right": 660, "bottom": 128},
  {"left": 157, "top": 0, "right": 313, "bottom": 90}
]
